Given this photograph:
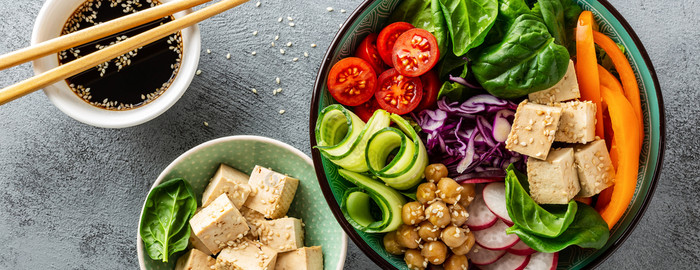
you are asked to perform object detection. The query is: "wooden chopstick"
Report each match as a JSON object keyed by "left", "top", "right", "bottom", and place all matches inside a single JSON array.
[
  {"left": 0, "top": 0, "right": 212, "bottom": 71},
  {"left": 0, "top": 0, "right": 248, "bottom": 106}
]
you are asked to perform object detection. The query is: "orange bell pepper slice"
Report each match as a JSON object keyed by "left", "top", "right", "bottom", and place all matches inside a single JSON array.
[{"left": 576, "top": 11, "right": 604, "bottom": 139}]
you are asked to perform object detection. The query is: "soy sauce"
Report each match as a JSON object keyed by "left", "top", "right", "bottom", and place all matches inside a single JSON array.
[{"left": 58, "top": 0, "right": 183, "bottom": 110}]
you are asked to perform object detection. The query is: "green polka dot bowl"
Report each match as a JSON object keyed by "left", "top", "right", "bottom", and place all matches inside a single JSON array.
[
  {"left": 309, "top": 0, "right": 665, "bottom": 269},
  {"left": 137, "top": 136, "right": 347, "bottom": 270}
]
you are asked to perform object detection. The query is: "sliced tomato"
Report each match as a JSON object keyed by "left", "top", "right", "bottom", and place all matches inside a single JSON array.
[
  {"left": 377, "top": 22, "right": 414, "bottom": 67},
  {"left": 352, "top": 97, "right": 381, "bottom": 122},
  {"left": 354, "top": 33, "right": 385, "bottom": 74},
  {"left": 327, "top": 57, "right": 377, "bottom": 106},
  {"left": 415, "top": 69, "right": 440, "bottom": 111},
  {"left": 392, "top": 28, "right": 440, "bottom": 77},
  {"left": 375, "top": 68, "right": 423, "bottom": 115}
]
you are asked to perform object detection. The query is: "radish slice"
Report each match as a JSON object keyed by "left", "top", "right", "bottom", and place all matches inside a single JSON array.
[
  {"left": 467, "top": 244, "right": 506, "bottom": 265},
  {"left": 492, "top": 110, "right": 513, "bottom": 142},
  {"left": 466, "top": 194, "right": 498, "bottom": 230},
  {"left": 482, "top": 182, "right": 513, "bottom": 225},
  {"left": 456, "top": 178, "right": 503, "bottom": 184},
  {"left": 508, "top": 241, "right": 537, "bottom": 256},
  {"left": 473, "top": 219, "right": 520, "bottom": 250},
  {"left": 523, "top": 252, "right": 558, "bottom": 270},
  {"left": 478, "top": 253, "right": 530, "bottom": 270}
]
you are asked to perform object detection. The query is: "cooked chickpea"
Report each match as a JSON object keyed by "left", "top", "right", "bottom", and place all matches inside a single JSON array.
[
  {"left": 404, "top": 249, "right": 426, "bottom": 270},
  {"left": 458, "top": 183, "right": 476, "bottom": 208},
  {"left": 450, "top": 230, "right": 475, "bottom": 255},
  {"left": 437, "top": 177, "right": 463, "bottom": 204},
  {"left": 417, "top": 220, "right": 441, "bottom": 242},
  {"left": 416, "top": 182, "right": 437, "bottom": 204},
  {"left": 425, "top": 201, "right": 451, "bottom": 228},
  {"left": 443, "top": 254, "right": 469, "bottom": 270},
  {"left": 383, "top": 231, "right": 405, "bottom": 255},
  {"left": 449, "top": 203, "right": 468, "bottom": 227},
  {"left": 424, "top": 163, "right": 448, "bottom": 183},
  {"left": 421, "top": 241, "right": 448, "bottom": 265},
  {"left": 402, "top": 202, "right": 426, "bottom": 225},
  {"left": 440, "top": 225, "right": 468, "bottom": 248},
  {"left": 395, "top": 224, "right": 421, "bottom": 249}
]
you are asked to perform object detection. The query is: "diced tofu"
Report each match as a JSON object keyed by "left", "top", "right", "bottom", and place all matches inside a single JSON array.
[
  {"left": 245, "top": 166, "right": 299, "bottom": 219},
  {"left": 188, "top": 208, "right": 213, "bottom": 255},
  {"left": 259, "top": 218, "right": 304, "bottom": 252},
  {"left": 528, "top": 60, "right": 580, "bottom": 104},
  {"left": 216, "top": 241, "right": 278, "bottom": 270},
  {"left": 202, "top": 164, "right": 252, "bottom": 209},
  {"left": 574, "top": 140, "right": 615, "bottom": 197},
  {"left": 275, "top": 246, "right": 323, "bottom": 270},
  {"left": 190, "top": 194, "right": 250, "bottom": 254},
  {"left": 527, "top": 148, "right": 580, "bottom": 204},
  {"left": 175, "top": 249, "right": 215, "bottom": 270},
  {"left": 240, "top": 206, "right": 266, "bottom": 239},
  {"left": 505, "top": 100, "right": 562, "bottom": 160},
  {"left": 554, "top": 101, "right": 597, "bottom": 143}
]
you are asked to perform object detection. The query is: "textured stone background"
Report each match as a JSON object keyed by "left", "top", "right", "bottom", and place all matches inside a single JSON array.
[{"left": 0, "top": 0, "right": 697, "bottom": 269}]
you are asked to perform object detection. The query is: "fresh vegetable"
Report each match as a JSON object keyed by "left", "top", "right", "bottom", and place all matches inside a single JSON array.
[
  {"left": 377, "top": 22, "right": 415, "bottom": 66},
  {"left": 598, "top": 64, "right": 623, "bottom": 94},
  {"left": 389, "top": 0, "right": 449, "bottom": 59},
  {"left": 415, "top": 69, "right": 441, "bottom": 111},
  {"left": 524, "top": 252, "right": 558, "bottom": 270},
  {"left": 466, "top": 193, "right": 499, "bottom": 230},
  {"left": 478, "top": 252, "right": 530, "bottom": 270},
  {"left": 473, "top": 219, "right": 520, "bottom": 250},
  {"left": 352, "top": 97, "right": 381, "bottom": 122},
  {"left": 339, "top": 169, "right": 407, "bottom": 233},
  {"left": 437, "top": 0, "right": 499, "bottom": 56},
  {"left": 139, "top": 178, "right": 197, "bottom": 262},
  {"left": 537, "top": 0, "right": 582, "bottom": 52},
  {"left": 375, "top": 68, "right": 424, "bottom": 115},
  {"left": 483, "top": 182, "right": 513, "bottom": 225},
  {"left": 392, "top": 28, "right": 441, "bottom": 77},
  {"left": 472, "top": 14, "right": 570, "bottom": 98},
  {"left": 575, "top": 10, "right": 605, "bottom": 139},
  {"left": 355, "top": 33, "right": 386, "bottom": 74},
  {"left": 326, "top": 57, "right": 378, "bottom": 106},
  {"left": 508, "top": 241, "right": 537, "bottom": 256},
  {"left": 467, "top": 244, "right": 506, "bottom": 265}
]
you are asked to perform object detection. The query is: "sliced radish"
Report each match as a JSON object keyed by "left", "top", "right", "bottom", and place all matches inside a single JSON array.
[
  {"left": 478, "top": 253, "right": 530, "bottom": 270},
  {"left": 523, "top": 252, "right": 558, "bottom": 270},
  {"left": 467, "top": 244, "right": 506, "bottom": 265},
  {"left": 473, "top": 219, "right": 520, "bottom": 250},
  {"left": 466, "top": 194, "right": 498, "bottom": 230},
  {"left": 508, "top": 241, "right": 537, "bottom": 256},
  {"left": 456, "top": 178, "right": 503, "bottom": 184},
  {"left": 482, "top": 182, "right": 513, "bottom": 226}
]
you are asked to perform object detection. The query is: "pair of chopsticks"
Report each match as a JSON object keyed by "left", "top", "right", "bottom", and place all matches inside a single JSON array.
[{"left": 0, "top": 0, "right": 249, "bottom": 106}]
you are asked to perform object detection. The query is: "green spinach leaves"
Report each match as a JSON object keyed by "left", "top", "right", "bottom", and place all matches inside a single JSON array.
[
  {"left": 438, "top": 0, "right": 499, "bottom": 56},
  {"left": 139, "top": 178, "right": 197, "bottom": 262}
]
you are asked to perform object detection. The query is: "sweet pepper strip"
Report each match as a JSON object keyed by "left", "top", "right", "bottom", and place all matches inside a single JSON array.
[
  {"left": 598, "top": 65, "right": 623, "bottom": 95},
  {"left": 598, "top": 64, "right": 621, "bottom": 170},
  {"left": 575, "top": 11, "right": 604, "bottom": 139},
  {"left": 595, "top": 85, "right": 641, "bottom": 229}
]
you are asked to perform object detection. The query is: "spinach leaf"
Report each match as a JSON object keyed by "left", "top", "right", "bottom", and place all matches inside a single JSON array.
[
  {"left": 504, "top": 164, "right": 577, "bottom": 238},
  {"left": 438, "top": 0, "right": 498, "bottom": 56},
  {"left": 438, "top": 81, "right": 468, "bottom": 101},
  {"left": 507, "top": 202, "right": 610, "bottom": 253},
  {"left": 390, "top": 0, "right": 449, "bottom": 59},
  {"left": 537, "top": 0, "right": 582, "bottom": 53},
  {"left": 471, "top": 14, "right": 570, "bottom": 98},
  {"left": 437, "top": 47, "right": 469, "bottom": 79},
  {"left": 139, "top": 178, "right": 197, "bottom": 262}
]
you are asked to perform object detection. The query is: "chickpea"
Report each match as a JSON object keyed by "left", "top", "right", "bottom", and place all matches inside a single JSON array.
[
  {"left": 443, "top": 254, "right": 469, "bottom": 270},
  {"left": 425, "top": 163, "right": 448, "bottom": 183},
  {"left": 383, "top": 231, "right": 405, "bottom": 255},
  {"left": 425, "top": 201, "right": 451, "bottom": 228},
  {"left": 440, "top": 225, "right": 468, "bottom": 248},
  {"left": 450, "top": 230, "right": 475, "bottom": 255},
  {"left": 437, "top": 177, "right": 463, "bottom": 204},
  {"left": 417, "top": 220, "right": 441, "bottom": 242},
  {"left": 404, "top": 249, "right": 426, "bottom": 270},
  {"left": 416, "top": 182, "right": 437, "bottom": 204},
  {"left": 395, "top": 224, "right": 421, "bottom": 249},
  {"left": 449, "top": 203, "right": 468, "bottom": 227},
  {"left": 458, "top": 183, "right": 476, "bottom": 208},
  {"left": 421, "top": 241, "right": 448, "bottom": 265},
  {"left": 402, "top": 202, "right": 426, "bottom": 225}
]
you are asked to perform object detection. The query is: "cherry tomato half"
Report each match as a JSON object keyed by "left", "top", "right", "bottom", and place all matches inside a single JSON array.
[
  {"left": 327, "top": 57, "right": 377, "bottom": 106},
  {"left": 415, "top": 69, "right": 440, "bottom": 112},
  {"left": 355, "top": 33, "right": 385, "bottom": 74},
  {"left": 377, "top": 22, "right": 414, "bottom": 67},
  {"left": 352, "top": 97, "right": 381, "bottom": 122},
  {"left": 375, "top": 68, "right": 423, "bottom": 115},
  {"left": 392, "top": 28, "right": 440, "bottom": 77}
]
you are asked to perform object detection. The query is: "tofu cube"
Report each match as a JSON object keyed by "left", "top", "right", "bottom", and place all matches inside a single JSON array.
[
  {"left": 240, "top": 206, "right": 266, "bottom": 239},
  {"left": 574, "top": 140, "right": 615, "bottom": 197},
  {"left": 216, "top": 241, "right": 278, "bottom": 270},
  {"left": 190, "top": 194, "right": 250, "bottom": 254},
  {"left": 505, "top": 100, "right": 562, "bottom": 160},
  {"left": 245, "top": 166, "right": 299, "bottom": 219},
  {"left": 554, "top": 101, "right": 597, "bottom": 144},
  {"left": 527, "top": 148, "right": 580, "bottom": 204},
  {"left": 528, "top": 60, "right": 580, "bottom": 104},
  {"left": 202, "top": 164, "right": 252, "bottom": 209},
  {"left": 175, "top": 249, "right": 215, "bottom": 270},
  {"left": 189, "top": 228, "right": 213, "bottom": 256},
  {"left": 260, "top": 218, "right": 304, "bottom": 252},
  {"left": 275, "top": 246, "right": 324, "bottom": 270}
]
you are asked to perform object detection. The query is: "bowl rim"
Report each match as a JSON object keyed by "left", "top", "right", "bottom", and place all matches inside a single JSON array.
[
  {"left": 136, "top": 135, "right": 348, "bottom": 270},
  {"left": 307, "top": 0, "right": 666, "bottom": 269}
]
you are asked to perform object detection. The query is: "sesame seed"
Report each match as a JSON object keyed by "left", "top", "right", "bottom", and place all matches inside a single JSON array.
[
  {"left": 286, "top": 42, "right": 292, "bottom": 47},
  {"left": 280, "top": 49, "right": 285, "bottom": 54},
  {"left": 253, "top": 31, "right": 258, "bottom": 36},
  {"left": 256, "top": 1, "right": 261, "bottom": 7},
  {"left": 278, "top": 17, "right": 283, "bottom": 22},
  {"left": 271, "top": 42, "right": 275, "bottom": 47},
  {"left": 289, "top": 22, "right": 295, "bottom": 27},
  {"left": 341, "top": 9, "right": 346, "bottom": 13},
  {"left": 327, "top": 7, "right": 334, "bottom": 11},
  {"left": 196, "top": 70, "right": 202, "bottom": 75},
  {"left": 287, "top": 16, "right": 293, "bottom": 21},
  {"left": 203, "top": 121, "right": 209, "bottom": 126},
  {"left": 276, "top": 88, "right": 282, "bottom": 93},
  {"left": 226, "top": 53, "right": 231, "bottom": 59},
  {"left": 275, "top": 35, "right": 279, "bottom": 41},
  {"left": 206, "top": 49, "right": 211, "bottom": 54},
  {"left": 304, "top": 52, "right": 309, "bottom": 57},
  {"left": 292, "top": 57, "right": 299, "bottom": 62},
  {"left": 279, "top": 110, "right": 286, "bottom": 114},
  {"left": 251, "top": 51, "right": 257, "bottom": 56},
  {"left": 252, "top": 88, "right": 258, "bottom": 94},
  {"left": 311, "top": 43, "right": 317, "bottom": 48},
  {"left": 275, "top": 77, "right": 280, "bottom": 84}
]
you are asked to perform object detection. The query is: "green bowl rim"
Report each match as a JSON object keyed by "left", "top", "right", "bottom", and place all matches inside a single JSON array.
[{"left": 308, "top": 0, "right": 666, "bottom": 269}]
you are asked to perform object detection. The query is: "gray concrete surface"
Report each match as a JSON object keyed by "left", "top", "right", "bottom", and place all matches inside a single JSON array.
[{"left": 0, "top": 0, "right": 697, "bottom": 269}]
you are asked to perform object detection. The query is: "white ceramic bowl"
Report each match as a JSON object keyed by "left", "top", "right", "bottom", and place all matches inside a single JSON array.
[{"left": 31, "top": 0, "right": 201, "bottom": 128}]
